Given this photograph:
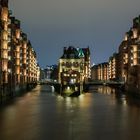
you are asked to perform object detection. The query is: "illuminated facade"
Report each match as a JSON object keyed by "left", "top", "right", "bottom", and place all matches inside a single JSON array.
[
  {"left": 118, "top": 15, "right": 140, "bottom": 93},
  {"left": 27, "top": 41, "right": 38, "bottom": 83},
  {"left": 0, "top": 0, "right": 40, "bottom": 96},
  {"left": 118, "top": 40, "right": 129, "bottom": 82},
  {"left": 9, "top": 17, "right": 39, "bottom": 89},
  {"left": 108, "top": 53, "right": 119, "bottom": 81},
  {"left": 91, "top": 65, "right": 98, "bottom": 80},
  {"left": 45, "top": 65, "right": 58, "bottom": 81},
  {"left": 82, "top": 47, "right": 91, "bottom": 80},
  {"left": 0, "top": 0, "right": 9, "bottom": 87},
  {"left": 21, "top": 33, "right": 28, "bottom": 84},
  {"left": 59, "top": 47, "right": 85, "bottom": 84},
  {"left": 91, "top": 15, "right": 140, "bottom": 93},
  {"left": 91, "top": 62, "right": 109, "bottom": 81},
  {"left": 58, "top": 46, "right": 90, "bottom": 95},
  {"left": 10, "top": 17, "right": 21, "bottom": 86},
  {"left": 59, "top": 46, "right": 90, "bottom": 83}
]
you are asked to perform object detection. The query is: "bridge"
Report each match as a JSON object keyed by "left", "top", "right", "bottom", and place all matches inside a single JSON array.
[
  {"left": 39, "top": 80, "right": 125, "bottom": 94},
  {"left": 86, "top": 80, "right": 125, "bottom": 85}
]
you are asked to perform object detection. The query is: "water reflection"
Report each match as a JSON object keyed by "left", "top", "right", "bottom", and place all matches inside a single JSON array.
[
  {"left": 89, "top": 85, "right": 140, "bottom": 107},
  {"left": 1, "top": 85, "right": 140, "bottom": 140},
  {"left": 98, "top": 86, "right": 116, "bottom": 95}
]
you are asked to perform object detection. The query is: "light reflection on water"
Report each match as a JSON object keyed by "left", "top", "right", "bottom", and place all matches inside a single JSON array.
[
  {"left": 89, "top": 85, "right": 129, "bottom": 106},
  {"left": 1, "top": 85, "right": 140, "bottom": 140}
]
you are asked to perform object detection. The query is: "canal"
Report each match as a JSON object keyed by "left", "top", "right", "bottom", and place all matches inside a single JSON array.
[{"left": 0, "top": 85, "right": 140, "bottom": 140}]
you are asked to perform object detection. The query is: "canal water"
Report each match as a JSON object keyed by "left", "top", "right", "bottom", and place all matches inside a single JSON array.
[{"left": 0, "top": 85, "right": 140, "bottom": 140}]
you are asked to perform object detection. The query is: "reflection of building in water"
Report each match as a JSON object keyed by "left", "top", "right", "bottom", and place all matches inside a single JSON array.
[{"left": 97, "top": 86, "right": 116, "bottom": 95}]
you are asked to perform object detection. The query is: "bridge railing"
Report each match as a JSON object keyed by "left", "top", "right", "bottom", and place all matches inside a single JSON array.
[{"left": 85, "top": 80, "right": 125, "bottom": 85}]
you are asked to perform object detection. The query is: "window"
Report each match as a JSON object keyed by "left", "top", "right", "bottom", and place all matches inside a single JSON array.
[{"left": 2, "top": 50, "right": 8, "bottom": 59}]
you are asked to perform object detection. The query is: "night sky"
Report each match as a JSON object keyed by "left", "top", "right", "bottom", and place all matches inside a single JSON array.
[{"left": 9, "top": 0, "right": 140, "bottom": 68}]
